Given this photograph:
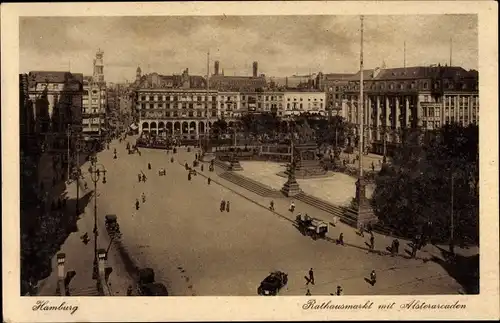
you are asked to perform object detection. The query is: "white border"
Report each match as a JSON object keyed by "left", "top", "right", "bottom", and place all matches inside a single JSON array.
[{"left": 2, "top": 1, "right": 499, "bottom": 321}]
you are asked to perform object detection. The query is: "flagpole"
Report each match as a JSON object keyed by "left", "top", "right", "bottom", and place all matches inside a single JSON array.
[{"left": 358, "top": 15, "right": 364, "bottom": 180}]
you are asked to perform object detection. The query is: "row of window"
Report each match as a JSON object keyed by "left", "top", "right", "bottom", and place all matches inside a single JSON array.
[
  {"left": 143, "top": 111, "right": 218, "bottom": 118},
  {"left": 140, "top": 95, "right": 217, "bottom": 102},
  {"left": 346, "top": 80, "right": 477, "bottom": 92}
]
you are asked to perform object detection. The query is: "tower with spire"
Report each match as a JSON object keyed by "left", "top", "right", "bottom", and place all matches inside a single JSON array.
[
  {"left": 136, "top": 66, "right": 142, "bottom": 83},
  {"left": 93, "top": 48, "right": 105, "bottom": 84}
]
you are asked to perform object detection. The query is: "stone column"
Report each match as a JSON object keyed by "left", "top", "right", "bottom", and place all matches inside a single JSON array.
[
  {"left": 405, "top": 97, "right": 410, "bottom": 128},
  {"left": 395, "top": 97, "right": 401, "bottom": 130},
  {"left": 375, "top": 96, "right": 381, "bottom": 141}
]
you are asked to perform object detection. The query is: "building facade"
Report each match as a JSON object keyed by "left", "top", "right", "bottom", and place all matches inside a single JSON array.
[
  {"left": 341, "top": 65, "right": 479, "bottom": 154},
  {"left": 135, "top": 68, "right": 220, "bottom": 139},
  {"left": 315, "top": 72, "right": 355, "bottom": 116},
  {"left": 82, "top": 49, "right": 107, "bottom": 139},
  {"left": 283, "top": 91, "right": 327, "bottom": 117},
  {"left": 27, "top": 71, "right": 83, "bottom": 154}
]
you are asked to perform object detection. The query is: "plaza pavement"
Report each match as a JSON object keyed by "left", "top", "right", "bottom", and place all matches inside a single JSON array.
[
  {"left": 236, "top": 161, "right": 374, "bottom": 207},
  {"left": 89, "top": 141, "right": 466, "bottom": 296}
]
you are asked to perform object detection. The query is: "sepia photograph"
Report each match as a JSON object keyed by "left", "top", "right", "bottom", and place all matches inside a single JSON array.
[{"left": 2, "top": 1, "right": 499, "bottom": 322}]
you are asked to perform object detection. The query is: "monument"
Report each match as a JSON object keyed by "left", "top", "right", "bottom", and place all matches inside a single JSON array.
[
  {"left": 281, "top": 161, "right": 302, "bottom": 197},
  {"left": 228, "top": 152, "right": 243, "bottom": 171},
  {"left": 284, "top": 120, "right": 327, "bottom": 178}
]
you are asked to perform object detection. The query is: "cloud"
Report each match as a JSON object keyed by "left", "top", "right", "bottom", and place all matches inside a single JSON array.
[{"left": 20, "top": 15, "right": 478, "bottom": 82}]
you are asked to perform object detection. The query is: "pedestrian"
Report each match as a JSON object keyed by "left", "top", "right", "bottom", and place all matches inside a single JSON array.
[
  {"left": 371, "top": 162, "right": 375, "bottom": 172},
  {"left": 269, "top": 200, "right": 275, "bottom": 211},
  {"left": 411, "top": 243, "right": 417, "bottom": 258},
  {"left": 195, "top": 153, "right": 198, "bottom": 160},
  {"left": 208, "top": 177, "right": 211, "bottom": 185},
  {"left": 138, "top": 174, "right": 142, "bottom": 182},
  {"left": 370, "top": 270, "right": 377, "bottom": 286},
  {"left": 141, "top": 192, "right": 146, "bottom": 203},
  {"left": 84, "top": 181, "right": 88, "bottom": 190},
  {"left": 148, "top": 163, "right": 151, "bottom": 170},
  {"left": 305, "top": 289, "right": 311, "bottom": 296},
  {"left": 127, "top": 285, "right": 133, "bottom": 296},
  {"left": 220, "top": 200, "right": 226, "bottom": 212},
  {"left": 308, "top": 268, "right": 315, "bottom": 285},
  {"left": 370, "top": 234, "right": 375, "bottom": 251},
  {"left": 226, "top": 201, "right": 230, "bottom": 212},
  {"left": 359, "top": 224, "right": 365, "bottom": 237},
  {"left": 188, "top": 173, "right": 192, "bottom": 181},
  {"left": 142, "top": 174, "right": 147, "bottom": 182},
  {"left": 135, "top": 199, "right": 140, "bottom": 210},
  {"left": 201, "top": 164, "right": 204, "bottom": 172},
  {"left": 337, "top": 233, "right": 344, "bottom": 246},
  {"left": 394, "top": 239, "right": 400, "bottom": 254},
  {"left": 289, "top": 201, "right": 295, "bottom": 212},
  {"left": 336, "top": 285, "right": 343, "bottom": 296}
]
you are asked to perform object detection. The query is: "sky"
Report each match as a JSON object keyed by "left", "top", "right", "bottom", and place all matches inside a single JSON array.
[{"left": 19, "top": 15, "right": 478, "bottom": 83}]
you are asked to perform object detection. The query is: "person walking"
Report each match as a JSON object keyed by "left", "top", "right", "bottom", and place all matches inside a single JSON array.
[
  {"left": 336, "top": 285, "right": 343, "bottom": 296},
  {"left": 220, "top": 200, "right": 226, "bottom": 212},
  {"left": 370, "top": 270, "right": 377, "bottom": 286},
  {"left": 201, "top": 164, "right": 204, "bottom": 172},
  {"left": 359, "top": 224, "right": 365, "bottom": 237},
  {"left": 142, "top": 174, "right": 147, "bottom": 182},
  {"left": 289, "top": 201, "right": 295, "bottom": 212},
  {"left": 127, "top": 285, "right": 133, "bottom": 296},
  {"left": 370, "top": 234, "right": 375, "bottom": 251},
  {"left": 308, "top": 268, "right": 315, "bottom": 285},
  {"left": 305, "top": 289, "right": 311, "bottom": 296},
  {"left": 337, "top": 233, "right": 344, "bottom": 246},
  {"left": 269, "top": 200, "right": 275, "bottom": 211},
  {"left": 393, "top": 239, "right": 400, "bottom": 255},
  {"left": 141, "top": 192, "right": 146, "bottom": 203},
  {"left": 135, "top": 199, "right": 140, "bottom": 210},
  {"left": 226, "top": 201, "right": 230, "bottom": 212},
  {"left": 208, "top": 177, "right": 211, "bottom": 185}
]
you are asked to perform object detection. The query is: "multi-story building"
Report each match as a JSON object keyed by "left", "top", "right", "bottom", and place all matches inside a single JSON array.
[
  {"left": 341, "top": 65, "right": 479, "bottom": 154},
  {"left": 283, "top": 91, "right": 327, "bottom": 117},
  {"left": 82, "top": 49, "right": 107, "bottom": 140},
  {"left": 27, "top": 71, "right": 83, "bottom": 155},
  {"left": 135, "top": 68, "right": 219, "bottom": 139},
  {"left": 217, "top": 91, "right": 241, "bottom": 119},
  {"left": 315, "top": 72, "right": 355, "bottom": 116}
]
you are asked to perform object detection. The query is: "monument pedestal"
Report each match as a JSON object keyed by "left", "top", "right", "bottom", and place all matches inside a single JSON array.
[
  {"left": 281, "top": 172, "right": 302, "bottom": 197},
  {"left": 229, "top": 158, "right": 243, "bottom": 171},
  {"left": 354, "top": 177, "right": 378, "bottom": 228}
]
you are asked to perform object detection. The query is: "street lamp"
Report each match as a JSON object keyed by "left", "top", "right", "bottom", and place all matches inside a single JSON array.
[
  {"left": 56, "top": 253, "right": 66, "bottom": 295},
  {"left": 89, "top": 155, "right": 107, "bottom": 280}
]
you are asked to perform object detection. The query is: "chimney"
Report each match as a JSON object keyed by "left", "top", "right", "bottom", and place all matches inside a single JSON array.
[
  {"left": 253, "top": 62, "right": 258, "bottom": 77},
  {"left": 214, "top": 61, "right": 220, "bottom": 76}
]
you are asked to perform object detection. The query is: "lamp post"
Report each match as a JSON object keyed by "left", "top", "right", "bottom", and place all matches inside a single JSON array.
[
  {"left": 56, "top": 253, "right": 66, "bottom": 296},
  {"left": 88, "top": 155, "right": 107, "bottom": 280}
]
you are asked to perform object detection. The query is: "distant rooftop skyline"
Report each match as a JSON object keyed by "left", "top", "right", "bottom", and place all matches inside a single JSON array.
[{"left": 20, "top": 15, "right": 478, "bottom": 83}]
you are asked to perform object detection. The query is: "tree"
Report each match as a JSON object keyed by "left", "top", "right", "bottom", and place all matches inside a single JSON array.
[
  {"left": 211, "top": 118, "right": 228, "bottom": 137},
  {"left": 371, "top": 124, "right": 479, "bottom": 244}
]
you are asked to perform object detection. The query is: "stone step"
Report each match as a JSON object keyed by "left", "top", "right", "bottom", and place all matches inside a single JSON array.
[{"left": 219, "top": 172, "right": 283, "bottom": 198}]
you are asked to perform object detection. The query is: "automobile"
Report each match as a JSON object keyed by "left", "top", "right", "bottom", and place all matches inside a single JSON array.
[
  {"left": 104, "top": 214, "right": 121, "bottom": 238},
  {"left": 257, "top": 271, "right": 288, "bottom": 296}
]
